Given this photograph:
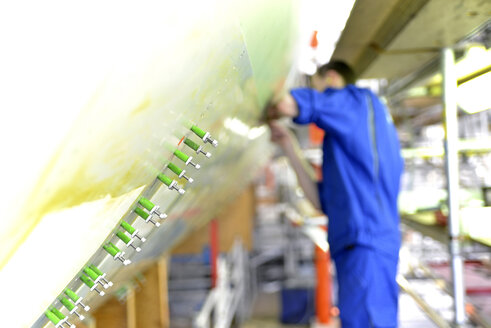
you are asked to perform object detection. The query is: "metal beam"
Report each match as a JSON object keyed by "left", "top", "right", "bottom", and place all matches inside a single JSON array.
[
  {"left": 353, "top": 0, "right": 430, "bottom": 76},
  {"left": 441, "top": 47, "right": 466, "bottom": 327}
]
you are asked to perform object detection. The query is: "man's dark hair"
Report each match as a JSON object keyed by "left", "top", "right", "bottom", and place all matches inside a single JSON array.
[{"left": 317, "top": 60, "right": 356, "bottom": 85}]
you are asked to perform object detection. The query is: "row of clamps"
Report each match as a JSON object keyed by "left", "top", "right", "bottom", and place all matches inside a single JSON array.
[
  {"left": 102, "top": 197, "right": 158, "bottom": 265},
  {"left": 159, "top": 128, "right": 216, "bottom": 193},
  {"left": 45, "top": 285, "right": 95, "bottom": 327},
  {"left": 99, "top": 125, "right": 217, "bottom": 264},
  {"left": 45, "top": 264, "right": 109, "bottom": 325},
  {"left": 46, "top": 125, "right": 218, "bottom": 327},
  {"left": 161, "top": 134, "right": 215, "bottom": 194},
  {"left": 101, "top": 126, "right": 217, "bottom": 262}
]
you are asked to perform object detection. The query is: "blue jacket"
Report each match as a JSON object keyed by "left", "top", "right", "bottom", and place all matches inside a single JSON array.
[{"left": 291, "top": 85, "right": 403, "bottom": 257}]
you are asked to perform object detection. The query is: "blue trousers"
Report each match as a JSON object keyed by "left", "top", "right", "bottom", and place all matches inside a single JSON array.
[{"left": 333, "top": 246, "right": 399, "bottom": 328}]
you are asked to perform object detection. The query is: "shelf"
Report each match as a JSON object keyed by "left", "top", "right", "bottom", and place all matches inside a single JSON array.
[{"left": 402, "top": 137, "right": 491, "bottom": 159}]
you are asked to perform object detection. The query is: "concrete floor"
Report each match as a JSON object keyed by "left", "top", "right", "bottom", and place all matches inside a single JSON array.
[
  {"left": 243, "top": 318, "right": 339, "bottom": 328},
  {"left": 243, "top": 291, "right": 438, "bottom": 328},
  {"left": 399, "top": 292, "right": 438, "bottom": 328},
  {"left": 243, "top": 319, "right": 315, "bottom": 328}
]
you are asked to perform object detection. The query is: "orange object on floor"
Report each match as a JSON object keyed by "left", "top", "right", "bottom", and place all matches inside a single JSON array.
[
  {"left": 315, "top": 235, "right": 331, "bottom": 324},
  {"left": 311, "top": 123, "right": 331, "bottom": 324}
]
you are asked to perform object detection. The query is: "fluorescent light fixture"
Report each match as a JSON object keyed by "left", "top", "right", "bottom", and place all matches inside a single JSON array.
[
  {"left": 458, "top": 71, "right": 491, "bottom": 114},
  {"left": 456, "top": 45, "right": 491, "bottom": 114}
]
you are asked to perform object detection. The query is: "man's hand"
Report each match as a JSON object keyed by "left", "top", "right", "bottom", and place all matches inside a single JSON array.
[
  {"left": 268, "top": 121, "right": 294, "bottom": 151},
  {"left": 267, "top": 93, "right": 299, "bottom": 120}
]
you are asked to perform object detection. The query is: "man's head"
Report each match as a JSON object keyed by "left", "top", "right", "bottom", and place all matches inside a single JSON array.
[{"left": 311, "top": 60, "right": 356, "bottom": 91}]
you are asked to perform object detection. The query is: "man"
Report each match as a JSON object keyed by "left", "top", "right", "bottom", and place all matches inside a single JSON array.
[{"left": 268, "top": 61, "right": 403, "bottom": 328}]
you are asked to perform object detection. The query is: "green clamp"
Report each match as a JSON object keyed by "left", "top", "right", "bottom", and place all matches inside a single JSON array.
[
  {"left": 64, "top": 288, "right": 90, "bottom": 311},
  {"left": 134, "top": 207, "right": 149, "bottom": 219},
  {"left": 135, "top": 207, "right": 160, "bottom": 227},
  {"left": 121, "top": 221, "right": 146, "bottom": 242},
  {"left": 191, "top": 125, "right": 218, "bottom": 147},
  {"left": 83, "top": 266, "right": 100, "bottom": 282},
  {"left": 138, "top": 197, "right": 155, "bottom": 211},
  {"left": 89, "top": 264, "right": 113, "bottom": 287},
  {"left": 138, "top": 197, "right": 167, "bottom": 219},
  {"left": 49, "top": 307, "right": 75, "bottom": 327},
  {"left": 103, "top": 242, "right": 131, "bottom": 266},
  {"left": 60, "top": 297, "right": 75, "bottom": 311},
  {"left": 184, "top": 138, "right": 212, "bottom": 158},
  {"left": 168, "top": 162, "right": 193, "bottom": 183},
  {"left": 60, "top": 297, "right": 85, "bottom": 320},
  {"left": 45, "top": 309, "right": 61, "bottom": 325},
  {"left": 190, "top": 125, "right": 206, "bottom": 138},
  {"left": 83, "top": 266, "right": 110, "bottom": 289},
  {"left": 157, "top": 173, "right": 185, "bottom": 194},
  {"left": 50, "top": 307, "right": 65, "bottom": 320},
  {"left": 174, "top": 149, "right": 201, "bottom": 169},
  {"left": 80, "top": 274, "right": 105, "bottom": 296},
  {"left": 103, "top": 243, "right": 119, "bottom": 257},
  {"left": 117, "top": 231, "right": 141, "bottom": 252},
  {"left": 88, "top": 264, "right": 103, "bottom": 276}
]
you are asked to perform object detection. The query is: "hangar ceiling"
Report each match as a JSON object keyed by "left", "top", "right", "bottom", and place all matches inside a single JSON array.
[{"left": 332, "top": 0, "right": 491, "bottom": 81}]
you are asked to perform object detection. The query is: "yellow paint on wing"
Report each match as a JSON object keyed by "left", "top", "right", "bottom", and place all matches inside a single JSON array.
[
  {"left": 0, "top": 158, "right": 146, "bottom": 269},
  {"left": 131, "top": 97, "right": 152, "bottom": 116}
]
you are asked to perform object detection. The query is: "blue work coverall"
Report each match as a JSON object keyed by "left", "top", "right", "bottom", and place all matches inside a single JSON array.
[{"left": 291, "top": 85, "right": 403, "bottom": 328}]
